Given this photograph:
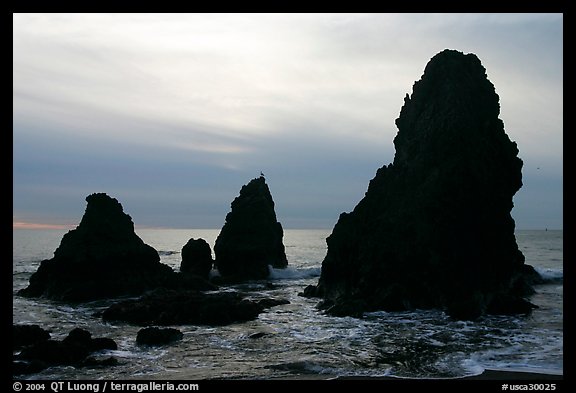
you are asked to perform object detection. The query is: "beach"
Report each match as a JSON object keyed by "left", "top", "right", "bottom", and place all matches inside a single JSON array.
[{"left": 334, "top": 369, "right": 563, "bottom": 380}]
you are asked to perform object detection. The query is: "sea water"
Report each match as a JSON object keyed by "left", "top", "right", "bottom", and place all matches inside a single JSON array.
[{"left": 12, "top": 229, "right": 563, "bottom": 380}]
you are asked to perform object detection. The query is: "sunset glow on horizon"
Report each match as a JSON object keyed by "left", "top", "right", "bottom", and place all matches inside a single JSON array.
[{"left": 12, "top": 221, "right": 75, "bottom": 230}]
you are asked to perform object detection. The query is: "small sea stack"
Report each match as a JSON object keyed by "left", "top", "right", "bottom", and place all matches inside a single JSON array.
[
  {"left": 180, "top": 238, "right": 214, "bottom": 280},
  {"left": 305, "top": 49, "right": 540, "bottom": 320},
  {"left": 214, "top": 176, "right": 288, "bottom": 281},
  {"left": 18, "top": 193, "right": 175, "bottom": 301}
]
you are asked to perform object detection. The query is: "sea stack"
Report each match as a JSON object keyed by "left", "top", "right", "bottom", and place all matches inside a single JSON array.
[
  {"left": 214, "top": 176, "right": 288, "bottom": 280},
  {"left": 19, "top": 193, "right": 174, "bottom": 301},
  {"left": 305, "top": 49, "right": 539, "bottom": 320},
  {"left": 180, "top": 238, "right": 214, "bottom": 280}
]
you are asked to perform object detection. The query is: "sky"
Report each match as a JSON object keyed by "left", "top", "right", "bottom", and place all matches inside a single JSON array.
[{"left": 12, "top": 13, "right": 563, "bottom": 230}]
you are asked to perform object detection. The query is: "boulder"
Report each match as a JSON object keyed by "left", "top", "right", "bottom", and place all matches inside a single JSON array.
[
  {"left": 14, "top": 327, "right": 118, "bottom": 375},
  {"left": 12, "top": 359, "right": 47, "bottom": 375},
  {"left": 214, "top": 176, "right": 288, "bottom": 281},
  {"left": 180, "top": 238, "right": 213, "bottom": 280},
  {"left": 102, "top": 288, "right": 287, "bottom": 326},
  {"left": 18, "top": 193, "right": 176, "bottom": 301},
  {"left": 13, "top": 324, "right": 50, "bottom": 350},
  {"left": 62, "top": 328, "right": 118, "bottom": 351},
  {"left": 305, "top": 49, "right": 540, "bottom": 320},
  {"left": 136, "top": 327, "right": 183, "bottom": 346},
  {"left": 255, "top": 297, "right": 291, "bottom": 308}
]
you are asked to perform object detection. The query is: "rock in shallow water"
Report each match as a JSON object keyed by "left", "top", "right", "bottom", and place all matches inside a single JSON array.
[
  {"left": 180, "top": 238, "right": 214, "bottom": 280},
  {"left": 13, "top": 324, "right": 51, "bottom": 350},
  {"left": 214, "top": 176, "right": 288, "bottom": 281},
  {"left": 305, "top": 49, "right": 540, "bottom": 320},
  {"left": 136, "top": 327, "right": 184, "bottom": 346},
  {"left": 18, "top": 193, "right": 175, "bottom": 301},
  {"left": 101, "top": 288, "right": 289, "bottom": 326},
  {"left": 18, "top": 193, "right": 216, "bottom": 302},
  {"left": 14, "top": 327, "right": 118, "bottom": 375}
]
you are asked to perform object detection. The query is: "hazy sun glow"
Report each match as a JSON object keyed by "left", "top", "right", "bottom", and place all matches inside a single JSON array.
[{"left": 13, "top": 13, "right": 563, "bottom": 229}]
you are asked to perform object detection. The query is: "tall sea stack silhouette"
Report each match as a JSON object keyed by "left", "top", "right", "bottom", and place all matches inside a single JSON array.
[
  {"left": 305, "top": 49, "right": 540, "bottom": 320},
  {"left": 214, "top": 176, "right": 288, "bottom": 280},
  {"left": 19, "top": 193, "right": 174, "bottom": 301}
]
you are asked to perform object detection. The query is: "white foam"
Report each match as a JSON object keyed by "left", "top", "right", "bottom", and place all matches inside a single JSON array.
[
  {"left": 268, "top": 265, "right": 321, "bottom": 280},
  {"left": 112, "top": 349, "right": 167, "bottom": 360},
  {"left": 534, "top": 267, "right": 563, "bottom": 281},
  {"left": 460, "top": 358, "right": 486, "bottom": 376}
]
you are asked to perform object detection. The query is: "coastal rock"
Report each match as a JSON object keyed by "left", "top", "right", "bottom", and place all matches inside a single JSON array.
[
  {"left": 214, "top": 176, "right": 288, "bottom": 280},
  {"left": 18, "top": 193, "right": 176, "bottom": 301},
  {"left": 180, "top": 238, "right": 213, "bottom": 280},
  {"left": 13, "top": 324, "right": 51, "bottom": 350},
  {"left": 102, "top": 288, "right": 266, "bottom": 326},
  {"left": 63, "top": 328, "right": 118, "bottom": 352},
  {"left": 165, "top": 272, "right": 218, "bottom": 292},
  {"left": 14, "top": 327, "right": 118, "bottom": 375},
  {"left": 306, "top": 49, "right": 539, "bottom": 320},
  {"left": 12, "top": 360, "right": 47, "bottom": 375},
  {"left": 136, "top": 327, "right": 184, "bottom": 346},
  {"left": 255, "top": 297, "right": 291, "bottom": 308}
]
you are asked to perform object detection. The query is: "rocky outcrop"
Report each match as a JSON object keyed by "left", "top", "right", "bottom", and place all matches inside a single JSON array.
[
  {"left": 13, "top": 324, "right": 51, "bottom": 350},
  {"left": 305, "top": 49, "right": 539, "bottom": 320},
  {"left": 18, "top": 193, "right": 179, "bottom": 301},
  {"left": 101, "top": 288, "right": 288, "bottom": 326},
  {"left": 180, "top": 238, "right": 213, "bottom": 280},
  {"left": 214, "top": 176, "right": 288, "bottom": 280},
  {"left": 13, "top": 327, "right": 117, "bottom": 375},
  {"left": 136, "top": 327, "right": 183, "bottom": 346}
]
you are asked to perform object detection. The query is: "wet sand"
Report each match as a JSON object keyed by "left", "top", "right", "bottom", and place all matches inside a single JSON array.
[
  {"left": 263, "top": 368, "right": 563, "bottom": 381},
  {"left": 332, "top": 369, "right": 563, "bottom": 380},
  {"left": 455, "top": 369, "right": 562, "bottom": 380}
]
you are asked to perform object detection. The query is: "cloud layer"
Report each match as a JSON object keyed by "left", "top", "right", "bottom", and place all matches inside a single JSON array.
[{"left": 13, "top": 13, "right": 563, "bottom": 229}]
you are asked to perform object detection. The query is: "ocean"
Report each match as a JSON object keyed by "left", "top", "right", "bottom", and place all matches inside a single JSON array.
[{"left": 12, "top": 229, "right": 563, "bottom": 380}]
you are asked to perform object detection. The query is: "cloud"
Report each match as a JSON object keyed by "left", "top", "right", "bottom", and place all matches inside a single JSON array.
[{"left": 13, "top": 13, "right": 563, "bottom": 229}]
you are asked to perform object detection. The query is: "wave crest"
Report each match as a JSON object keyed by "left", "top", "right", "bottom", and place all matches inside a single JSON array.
[
  {"left": 268, "top": 266, "right": 321, "bottom": 280},
  {"left": 535, "top": 267, "right": 563, "bottom": 283}
]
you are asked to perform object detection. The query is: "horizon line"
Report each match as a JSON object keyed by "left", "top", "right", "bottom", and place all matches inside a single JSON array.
[{"left": 12, "top": 220, "right": 563, "bottom": 232}]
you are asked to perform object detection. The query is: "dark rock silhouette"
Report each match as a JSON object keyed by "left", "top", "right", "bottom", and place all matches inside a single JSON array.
[
  {"left": 304, "top": 49, "right": 539, "bottom": 320},
  {"left": 13, "top": 324, "right": 51, "bottom": 350},
  {"left": 255, "top": 297, "right": 290, "bottom": 308},
  {"left": 101, "top": 288, "right": 288, "bottom": 326},
  {"left": 17, "top": 193, "right": 216, "bottom": 301},
  {"left": 18, "top": 193, "right": 176, "bottom": 301},
  {"left": 136, "top": 327, "right": 183, "bottom": 346},
  {"left": 180, "top": 238, "right": 213, "bottom": 280},
  {"left": 214, "top": 176, "right": 288, "bottom": 280},
  {"left": 13, "top": 327, "right": 117, "bottom": 375},
  {"left": 62, "top": 327, "right": 118, "bottom": 352}
]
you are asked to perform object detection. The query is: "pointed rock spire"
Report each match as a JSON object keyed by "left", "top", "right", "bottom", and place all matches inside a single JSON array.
[
  {"left": 214, "top": 177, "right": 288, "bottom": 280},
  {"left": 305, "top": 49, "right": 537, "bottom": 320}
]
